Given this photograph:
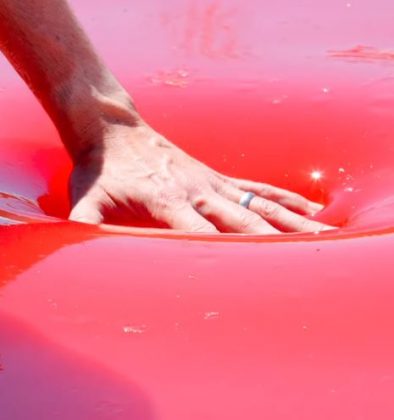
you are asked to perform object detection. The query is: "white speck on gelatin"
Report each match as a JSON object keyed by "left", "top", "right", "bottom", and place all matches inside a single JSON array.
[
  {"left": 204, "top": 312, "right": 220, "bottom": 320},
  {"left": 271, "top": 95, "right": 288, "bottom": 105},
  {"left": 123, "top": 325, "right": 147, "bottom": 334}
]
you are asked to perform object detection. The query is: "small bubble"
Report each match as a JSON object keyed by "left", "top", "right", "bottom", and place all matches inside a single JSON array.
[
  {"left": 204, "top": 312, "right": 220, "bottom": 320},
  {"left": 47, "top": 298, "right": 58, "bottom": 310},
  {"left": 345, "top": 187, "right": 354, "bottom": 192},
  {"left": 271, "top": 95, "right": 288, "bottom": 105},
  {"left": 178, "top": 69, "right": 189, "bottom": 78},
  {"left": 322, "top": 87, "right": 330, "bottom": 94},
  {"left": 123, "top": 325, "right": 147, "bottom": 334}
]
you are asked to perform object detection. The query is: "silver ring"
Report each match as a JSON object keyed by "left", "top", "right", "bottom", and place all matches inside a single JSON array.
[{"left": 239, "top": 192, "right": 256, "bottom": 209}]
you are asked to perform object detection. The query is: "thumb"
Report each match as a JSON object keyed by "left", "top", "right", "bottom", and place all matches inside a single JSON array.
[{"left": 69, "top": 194, "right": 105, "bottom": 225}]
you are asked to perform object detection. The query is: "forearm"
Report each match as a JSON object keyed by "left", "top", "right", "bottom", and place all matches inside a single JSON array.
[{"left": 0, "top": 0, "right": 139, "bottom": 160}]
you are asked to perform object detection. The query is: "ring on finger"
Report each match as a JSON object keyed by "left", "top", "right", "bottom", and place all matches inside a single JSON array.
[{"left": 239, "top": 191, "right": 256, "bottom": 209}]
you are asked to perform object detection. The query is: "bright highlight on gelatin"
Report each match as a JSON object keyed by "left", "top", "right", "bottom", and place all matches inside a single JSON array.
[{"left": 310, "top": 170, "right": 323, "bottom": 181}]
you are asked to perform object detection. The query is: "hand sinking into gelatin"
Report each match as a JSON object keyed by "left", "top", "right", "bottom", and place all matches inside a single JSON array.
[
  {"left": 0, "top": 0, "right": 331, "bottom": 234},
  {"left": 69, "top": 122, "right": 329, "bottom": 233}
]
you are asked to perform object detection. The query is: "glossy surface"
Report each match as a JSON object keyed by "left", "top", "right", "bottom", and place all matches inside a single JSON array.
[{"left": 1, "top": 0, "right": 394, "bottom": 418}]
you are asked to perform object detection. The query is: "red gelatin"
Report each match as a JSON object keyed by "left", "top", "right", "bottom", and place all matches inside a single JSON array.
[{"left": 1, "top": 0, "right": 394, "bottom": 419}]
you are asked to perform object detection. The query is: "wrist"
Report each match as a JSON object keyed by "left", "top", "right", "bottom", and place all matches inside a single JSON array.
[{"left": 50, "top": 70, "right": 142, "bottom": 162}]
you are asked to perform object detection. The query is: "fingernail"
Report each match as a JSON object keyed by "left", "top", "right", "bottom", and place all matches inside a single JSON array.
[
  {"left": 309, "top": 203, "right": 324, "bottom": 215},
  {"left": 256, "top": 227, "right": 280, "bottom": 235},
  {"left": 321, "top": 226, "right": 337, "bottom": 231},
  {"left": 312, "top": 225, "right": 337, "bottom": 234},
  {"left": 70, "top": 217, "right": 95, "bottom": 224}
]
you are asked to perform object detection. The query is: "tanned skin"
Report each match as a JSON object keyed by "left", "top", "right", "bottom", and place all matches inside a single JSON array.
[{"left": 0, "top": 0, "right": 330, "bottom": 234}]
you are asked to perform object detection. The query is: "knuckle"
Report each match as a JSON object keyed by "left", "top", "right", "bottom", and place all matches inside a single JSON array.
[
  {"left": 155, "top": 189, "right": 185, "bottom": 209},
  {"left": 278, "top": 193, "right": 310, "bottom": 213},
  {"left": 256, "top": 183, "right": 271, "bottom": 196},
  {"left": 191, "top": 222, "right": 216, "bottom": 233},
  {"left": 259, "top": 200, "right": 281, "bottom": 218},
  {"left": 298, "top": 218, "right": 316, "bottom": 232},
  {"left": 292, "top": 192, "right": 305, "bottom": 202},
  {"left": 153, "top": 195, "right": 171, "bottom": 213},
  {"left": 192, "top": 194, "right": 209, "bottom": 211},
  {"left": 151, "top": 193, "right": 185, "bottom": 220},
  {"left": 292, "top": 193, "right": 309, "bottom": 207},
  {"left": 284, "top": 191, "right": 299, "bottom": 202},
  {"left": 238, "top": 212, "right": 262, "bottom": 231}
]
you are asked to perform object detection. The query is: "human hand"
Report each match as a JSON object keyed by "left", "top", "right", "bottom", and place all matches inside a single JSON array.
[
  {"left": 69, "top": 121, "right": 331, "bottom": 234},
  {"left": 0, "top": 0, "right": 331, "bottom": 234}
]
